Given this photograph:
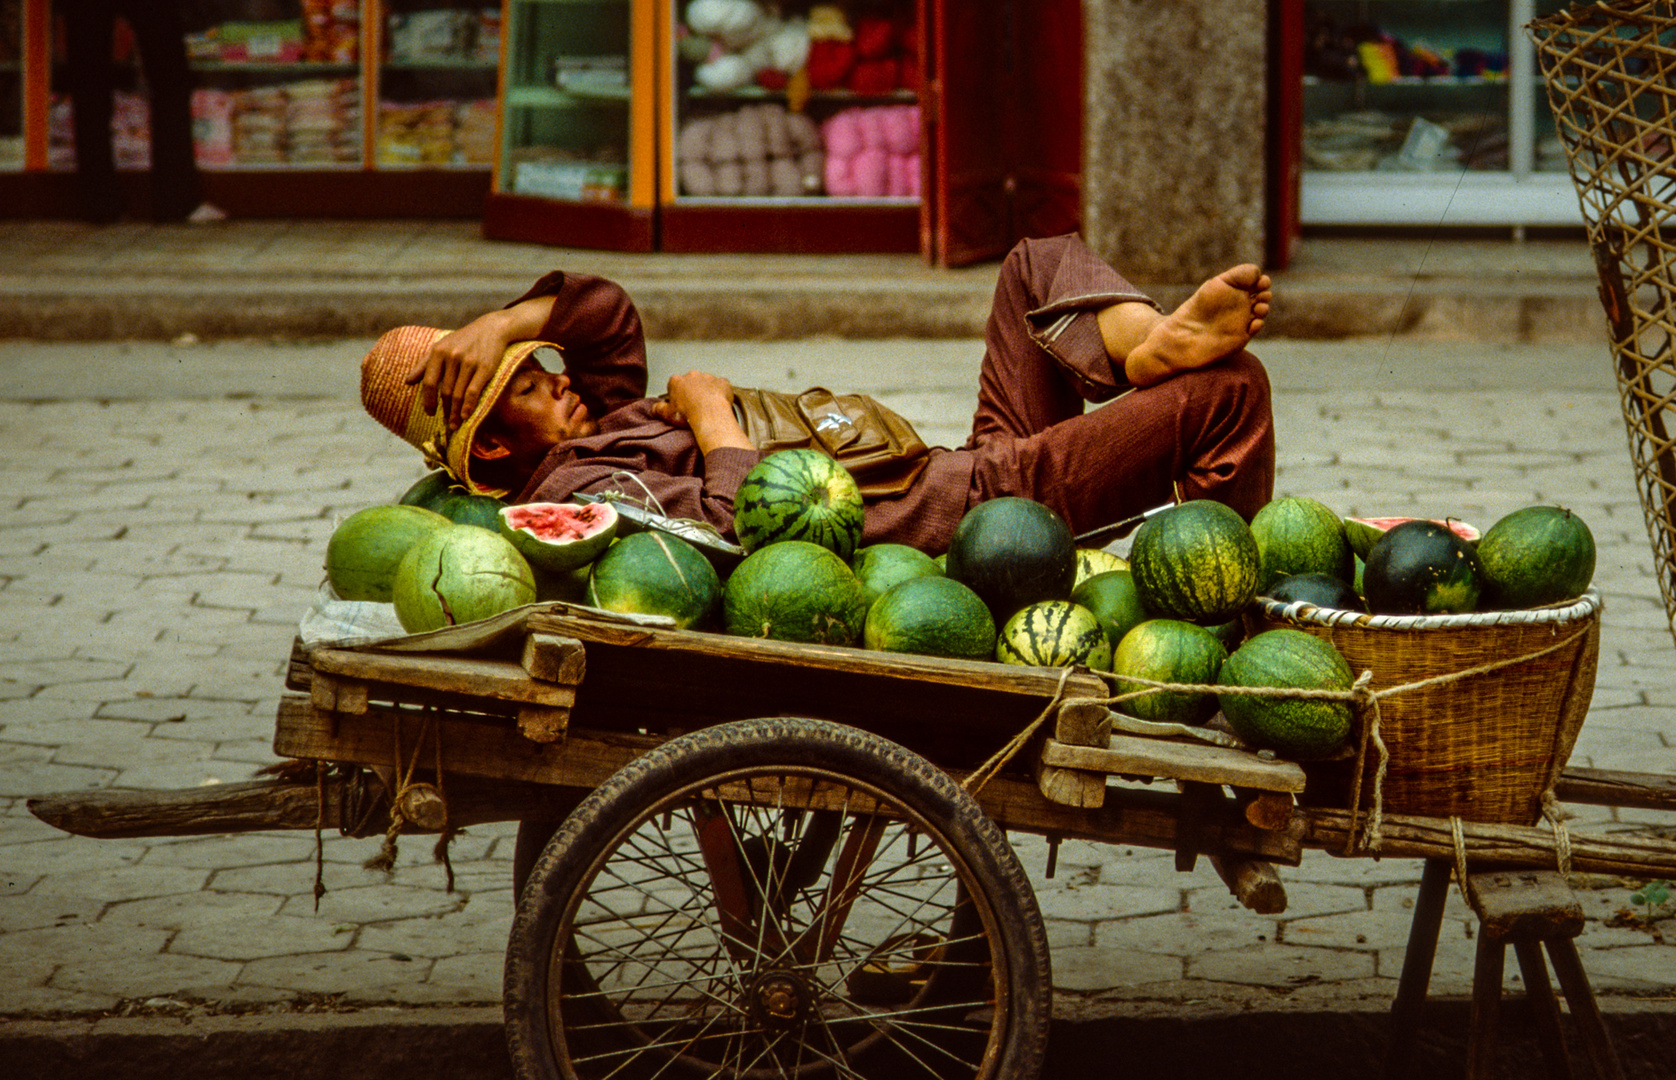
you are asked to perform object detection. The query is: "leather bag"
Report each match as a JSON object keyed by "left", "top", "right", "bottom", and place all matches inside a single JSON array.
[{"left": 732, "top": 387, "right": 931, "bottom": 499}]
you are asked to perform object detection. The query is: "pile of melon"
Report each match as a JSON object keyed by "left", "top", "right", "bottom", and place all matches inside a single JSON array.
[{"left": 320, "top": 456, "right": 1596, "bottom": 764}]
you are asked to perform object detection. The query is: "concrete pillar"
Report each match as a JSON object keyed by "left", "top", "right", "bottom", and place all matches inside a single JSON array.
[{"left": 1081, "top": 0, "right": 1269, "bottom": 283}]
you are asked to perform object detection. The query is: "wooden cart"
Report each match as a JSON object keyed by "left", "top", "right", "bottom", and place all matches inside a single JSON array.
[{"left": 29, "top": 603, "right": 1676, "bottom": 1080}]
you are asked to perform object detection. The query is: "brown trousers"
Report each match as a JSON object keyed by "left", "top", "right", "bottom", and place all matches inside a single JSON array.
[{"left": 959, "top": 235, "right": 1276, "bottom": 534}]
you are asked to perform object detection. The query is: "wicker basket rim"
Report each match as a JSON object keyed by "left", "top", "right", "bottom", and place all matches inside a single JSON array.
[
  {"left": 1252, "top": 588, "right": 1601, "bottom": 632},
  {"left": 1530, "top": 1, "right": 1676, "bottom": 36}
]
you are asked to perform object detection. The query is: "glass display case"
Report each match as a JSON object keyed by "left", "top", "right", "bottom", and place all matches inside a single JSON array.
[
  {"left": 482, "top": 0, "right": 656, "bottom": 249},
  {"left": 657, "top": 0, "right": 922, "bottom": 252},
  {"left": 5, "top": 0, "right": 492, "bottom": 217},
  {"left": 1299, "top": 0, "right": 1580, "bottom": 226}
]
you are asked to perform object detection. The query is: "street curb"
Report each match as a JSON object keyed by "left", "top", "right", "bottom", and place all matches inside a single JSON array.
[
  {"left": 0, "top": 282, "right": 1607, "bottom": 342},
  {"left": 3, "top": 999, "right": 1672, "bottom": 1079}
]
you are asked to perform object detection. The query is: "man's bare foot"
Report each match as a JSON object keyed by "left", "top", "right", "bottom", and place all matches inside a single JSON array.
[{"left": 1126, "top": 264, "right": 1272, "bottom": 385}]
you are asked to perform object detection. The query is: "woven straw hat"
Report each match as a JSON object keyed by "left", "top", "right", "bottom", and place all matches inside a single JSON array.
[{"left": 360, "top": 325, "right": 561, "bottom": 497}]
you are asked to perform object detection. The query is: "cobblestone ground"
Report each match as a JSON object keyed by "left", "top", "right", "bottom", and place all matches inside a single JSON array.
[{"left": 1, "top": 337, "right": 1671, "bottom": 1018}]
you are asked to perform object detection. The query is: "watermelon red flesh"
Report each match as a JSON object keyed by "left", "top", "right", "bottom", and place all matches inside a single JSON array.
[
  {"left": 1345, "top": 516, "right": 1479, "bottom": 559},
  {"left": 499, "top": 501, "right": 618, "bottom": 573},
  {"left": 504, "top": 502, "right": 613, "bottom": 540}
]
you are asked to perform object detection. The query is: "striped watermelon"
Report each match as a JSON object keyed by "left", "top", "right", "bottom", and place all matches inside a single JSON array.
[
  {"left": 1128, "top": 501, "right": 1260, "bottom": 625},
  {"left": 1249, "top": 497, "right": 1354, "bottom": 592},
  {"left": 733, "top": 449, "right": 865, "bottom": 560},
  {"left": 1109, "top": 619, "right": 1227, "bottom": 726},
  {"left": 1074, "top": 548, "right": 1129, "bottom": 588},
  {"left": 1217, "top": 629, "right": 1354, "bottom": 759},
  {"left": 996, "top": 601, "right": 1112, "bottom": 670}
]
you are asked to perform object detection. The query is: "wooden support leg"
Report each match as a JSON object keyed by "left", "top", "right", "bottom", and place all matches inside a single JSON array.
[
  {"left": 1467, "top": 933, "right": 1506, "bottom": 1080},
  {"left": 1545, "top": 937, "right": 1627, "bottom": 1080},
  {"left": 1382, "top": 859, "right": 1454, "bottom": 1080},
  {"left": 1511, "top": 939, "right": 1575, "bottom": 1080}
]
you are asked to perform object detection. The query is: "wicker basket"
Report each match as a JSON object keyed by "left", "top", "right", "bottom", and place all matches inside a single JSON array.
[
  {"left": 1530, "top": 4, "right": 1676, "bottom": 646},
  {"left": 1246, "top": 591, "right": 1603, "bottom": 826}
]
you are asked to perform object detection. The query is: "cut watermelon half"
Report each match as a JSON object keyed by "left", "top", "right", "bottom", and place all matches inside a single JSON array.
[
  {"left": 498, "top": 501, "right": 619, "bottom": 573},
  {"left": 1343, "top": 516, "right": 1480, "bottom": 560}
]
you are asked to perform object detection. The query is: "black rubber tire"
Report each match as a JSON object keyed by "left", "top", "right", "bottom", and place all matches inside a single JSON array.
[{"left": 503, "top": 717, "right": 1050, "bottom": 1080}]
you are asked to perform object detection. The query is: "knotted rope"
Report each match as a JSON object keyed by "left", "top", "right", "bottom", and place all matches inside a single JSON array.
[{"left": 362, "top": 710, "right": 458, "bottom": 891}]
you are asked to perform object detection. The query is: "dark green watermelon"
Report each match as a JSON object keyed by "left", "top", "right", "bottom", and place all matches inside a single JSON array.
[
  {"left": 1363, "top": 520, "right": 1484, "bottom": 615},
  {"left": 944, "top": 497, "right": 1075, "bottom": 623},
  {"left": 723, "top": 540, "right": 869, "bottom": 645},
  {"left": 588, "top": 531, "right": 721, "bottom": 630},
  {"left": 1263, "top": 572, "right": 1367, "bottom": 613}
]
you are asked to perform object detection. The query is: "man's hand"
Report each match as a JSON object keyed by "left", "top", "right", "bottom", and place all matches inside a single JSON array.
[
  {"left": 404, "top": 296, "right": 557, "bottom": 429},
  {"left": 656, "top": 371, "right": 753, "bottom": 453}
]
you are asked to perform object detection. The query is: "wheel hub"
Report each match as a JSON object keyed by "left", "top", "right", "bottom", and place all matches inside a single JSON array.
[{"left": 747, "top": 970, "right": 812, "bottom": 1029}]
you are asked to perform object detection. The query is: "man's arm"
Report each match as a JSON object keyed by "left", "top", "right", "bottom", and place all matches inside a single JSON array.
[
  {"left": 405, "top": 295, "right": 557, "bottom": 429},
  {"left": 654, "top": 371, "right": 753, "bottom": 454}
]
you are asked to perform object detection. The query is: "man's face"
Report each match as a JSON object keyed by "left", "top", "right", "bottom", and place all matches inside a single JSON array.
[{"left": 489, "top": 358, "right": 600, "bottom": 457}]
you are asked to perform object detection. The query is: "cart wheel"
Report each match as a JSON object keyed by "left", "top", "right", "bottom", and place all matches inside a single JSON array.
[{"left": 504, "top": 717, "right": 1050, "bottom": 1080}]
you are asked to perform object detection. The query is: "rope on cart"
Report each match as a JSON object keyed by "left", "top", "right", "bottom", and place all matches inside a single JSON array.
[
  {"left": 360, "top": 709, "right": 458, "bottom": 890},
  {"left": 961, "top": 667, "right": 1074, "bottom": 797}
]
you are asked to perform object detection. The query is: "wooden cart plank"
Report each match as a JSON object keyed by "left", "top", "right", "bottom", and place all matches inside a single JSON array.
[
  {"left": 274, "top": 697, "right": 652, "bottom": 791},
  {"left": 272, "top": 695, "right": 1301, "bottom": 865},
  {"left": 1298, "top": 806, "right": 1676, "bottom": 878},
  {"left": 1039, "top": 733, "right": 1308, "bottom": 793},
  {"left": 1555, "top": 766, "right": 1676, "bottom": 811},
  {"left": 308, "top": 647, "right": 579, "bottom": 707}
]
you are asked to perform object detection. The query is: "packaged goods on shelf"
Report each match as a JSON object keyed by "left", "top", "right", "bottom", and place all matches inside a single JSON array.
[
  {"left": 509, "top": 147, "right": 626, "bottom": 202},
  {"left": 387, "top": 7, "right": 485, "bottom": 63},
  {"left": 188, "top": 20, "right": 307, "bottom": 64},
  {"left": 302, "top": 0, "right": 360, "bottom": 63},
  {"left": 454, "top": 99, "right": 497, "bottom": 164},
  {"left": 192, "top": 89, "right": 237, "bottom": 167},
  {"left": 377, "top": 98, "right": 495, "bottom": 165},
  {"left": 552, "top": 54, "right": 628, "bottom": 93},
  {"left": 474, "top": 7, "right": 501, "bottom": 63},
  {"left": 677, "top": 103, "right": 823, "bottom": 197},
  {"left": 47, "top": 92, "right": 153, "bottom": 170}
]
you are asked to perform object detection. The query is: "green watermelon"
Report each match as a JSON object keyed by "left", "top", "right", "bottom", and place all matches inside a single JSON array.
[
  {"left": 1109, "top": 619, "right": 1228, "bottom": 726},
  {"left": 531, "top": 561, "right": 593, "bottom": 603},
  {"left": 945, "top": 497, "right": 1076, "bottom": 623},
  {"left": 723, "top": 540, "right": 869, "bottom": 645},
  {"left": 1127, "top": 500, "right": 1260, "bottom": 625},
  {"left": 1250, "top": 497, "right": 1354, "bottom": 592},
  {"left": 391, "top": 524, "right": 537, "bottom": 633},
  {"left": 1217, "top": 629, "right": 1355, "bottom": 759},
  {"left": 324, "top": 504, "right": 452, "bottom": 603},
  {"left": 587, "top": 531, "right": 721, "bottom": 629},
  {"left": 996, "top": 601, "right": 1112, "bottom": 670},
  {"left": 852, "top": 543, "right": 942, "bottom": 605},
  {"left": 1074, "top": 548, "right": 1129, "bottom": 588},
  {"left": 863, "top": 576, "right": 996, "bottom": 660},
  {"left": 733, "top": 449, "right": 865, "bottom": 560},
  {"left": 1474, "top": 505, "right": 1595, "bottom": 610},
  {"left": 1070, "top": 569, "right": 1148, "bottom": 652},
  {"left": 1363, "top": 520, "right": 1484, "bottom": 615}
]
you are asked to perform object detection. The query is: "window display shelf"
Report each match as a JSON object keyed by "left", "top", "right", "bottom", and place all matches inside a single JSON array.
[{"left": 1300, "top": 0, "right": 1581, "bottom": 226}]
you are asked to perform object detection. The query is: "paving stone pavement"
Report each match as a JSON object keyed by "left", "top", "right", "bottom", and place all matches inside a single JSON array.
[{"left": 0, "top": 334, "right": 1672, "bottom": 1023}]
